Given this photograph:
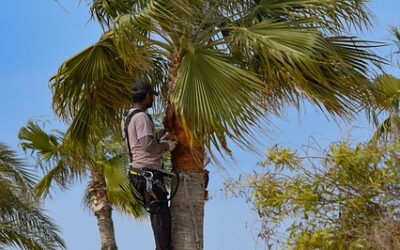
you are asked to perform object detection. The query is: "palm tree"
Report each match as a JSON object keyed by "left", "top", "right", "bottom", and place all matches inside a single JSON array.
[
  {"left": 369, "top": 27, "right": 400, "bottom": 142},
  {"left": 18, "top": 121, "right": 146, "bottom": 250},
  {"left": 0, "top": 142, "right": 65, "bottom": 250},
  {"left": 50, "top": 1, "right": 381, "bottom": 249}
]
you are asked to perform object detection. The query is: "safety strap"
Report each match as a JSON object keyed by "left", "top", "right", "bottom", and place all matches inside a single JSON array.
[
  {"left": 123, "top": 108, "right": 154, "bottom": 163},
  {"left": 129, "top": 164, "right": 177, "bottom": 177}
]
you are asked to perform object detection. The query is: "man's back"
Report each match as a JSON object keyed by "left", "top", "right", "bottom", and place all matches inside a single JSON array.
[{"left": 123, "top": 108, "right": 163, "bottom": 170}]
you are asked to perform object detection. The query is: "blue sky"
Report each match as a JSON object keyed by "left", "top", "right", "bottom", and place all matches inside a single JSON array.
[{"left": 1, "top": 1, "right": 400, "bottom": 249}]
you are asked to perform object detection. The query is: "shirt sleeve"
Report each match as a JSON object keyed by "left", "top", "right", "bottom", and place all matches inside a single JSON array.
[{"left": 134, "top": 113, "right": 155, "bottom": 140}]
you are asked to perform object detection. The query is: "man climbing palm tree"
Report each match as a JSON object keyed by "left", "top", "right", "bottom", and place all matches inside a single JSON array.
[{"left": 122, "top": 80, "right": 177, "bottom": 250}]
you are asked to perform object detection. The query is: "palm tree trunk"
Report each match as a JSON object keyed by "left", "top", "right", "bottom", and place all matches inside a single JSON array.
[
  {"left": 165, "top": 105, "right": 206, "bottom": 250},
  {"left": 89, "top": 169, "right": 118, "bottom": 250},
  {"left": 171, "top": 169, "right": 205, "bottom": 250}
]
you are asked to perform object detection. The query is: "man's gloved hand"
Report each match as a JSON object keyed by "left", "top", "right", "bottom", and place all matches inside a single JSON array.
[
  {"left": 156, "top": 129, "right": 167, "bottom": 141},
  {"left": 166, "top": 140, "right": 178, "bottom": 151}
]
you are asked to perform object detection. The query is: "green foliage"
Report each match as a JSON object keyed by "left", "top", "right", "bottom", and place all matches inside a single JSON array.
[
  {"left": 53, "top": 0, "right": 382, "bottom": 155},
  {"left": 368, "top": 28, "right": 400, "bottom": 143},
  {"left": 18, "top": 120, "right": 146, "bottom": 218},
  {"left": 228, "top": 142, "right": 400, "bottom": 249},
  {"left": 0, "top": 142, "right": 65, "bottom": 250},
  {"left": 392, "top": 27, "right": 400, "bottom": 66},
  {"left": 51, "top": 35, "right": 136, "bottom": 144},
  {"left": 19, "top": 121, "right": 87, "bottom": 198}
]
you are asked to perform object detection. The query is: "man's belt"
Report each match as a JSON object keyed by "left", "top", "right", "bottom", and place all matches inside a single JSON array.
[
  {"left": 129, "top": 167, "right": 161, "bottom": 177},
  {"left": 128, "top": 165, "right": 180, "bottom": 206},
  {"left": 129, "top": 164, "right": 176, "bottom": 177},
  {"left": 128, "top": 167, "right": 147, "bottom": 176},
  {"left": 129, "top": 167, "right": 159, "bottom": 192}
]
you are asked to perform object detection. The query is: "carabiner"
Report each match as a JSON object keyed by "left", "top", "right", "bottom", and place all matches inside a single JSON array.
[{"left": 143, "top": 171, "right": 154, "bottom": 192}]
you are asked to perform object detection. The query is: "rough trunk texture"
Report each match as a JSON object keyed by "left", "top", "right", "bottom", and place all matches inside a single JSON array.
[
  {"left": 171, "top": 171, "right": 205, "bottom": 250},
  {"left": 164, "top": 104, "right": 206, "bottom": 250},
  {"left": 89, "top": 170, "right": 118, "bottom": 250}
]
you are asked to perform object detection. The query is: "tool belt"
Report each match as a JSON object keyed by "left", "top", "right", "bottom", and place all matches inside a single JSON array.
[
  {"left": 129, "top": 167, "right": 165, "bottom": 178},
  {"left": 129, "top": 167, "right": 166, "bottom": 192},
  {"left": 128, "top": 166, "right": 180, "bottom": 207}
]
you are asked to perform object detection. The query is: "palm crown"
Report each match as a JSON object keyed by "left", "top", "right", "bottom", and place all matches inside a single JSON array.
[{"left": 52, "top": 0, "right": 380, "bottom": 153}]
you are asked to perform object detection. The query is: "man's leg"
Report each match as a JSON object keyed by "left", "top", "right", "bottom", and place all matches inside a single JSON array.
[
  {"left": 148, "top": 181, "right": 172, "bottom": 250},
  {"left": 129, "top": 173, "right": 172, "bottom": 250}
]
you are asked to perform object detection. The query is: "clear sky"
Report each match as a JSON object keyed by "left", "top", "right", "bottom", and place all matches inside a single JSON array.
[{"left": 1, "top": 1, "right": 400, "bottom": 250}]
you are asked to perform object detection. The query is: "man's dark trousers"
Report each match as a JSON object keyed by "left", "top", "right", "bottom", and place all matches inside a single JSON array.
[{"left": 129, "top": 172, "right": 172, "bottom": 250}]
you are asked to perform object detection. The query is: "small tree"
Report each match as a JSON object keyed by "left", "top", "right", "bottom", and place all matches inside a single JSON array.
[
  {"left": 0, "top": 142, "right": 65, "bottom": 250},
  {"left": 18, "top": 121, "right": 146, "bottom": 250},
  {"left": 227, "top": 142, "right": 400, "bottom": 249}
]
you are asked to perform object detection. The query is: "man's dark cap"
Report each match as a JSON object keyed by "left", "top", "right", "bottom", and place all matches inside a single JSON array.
[{"left": 132, "top": 80, "right": 159, "bottom": 96}]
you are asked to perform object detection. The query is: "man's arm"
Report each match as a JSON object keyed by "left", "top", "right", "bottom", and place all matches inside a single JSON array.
[
  {"left": 135, "top": 113, "right": 177, "bottom": 153},
  {"left": 138, "top": 136, "right": 169, "bottom": 154}
]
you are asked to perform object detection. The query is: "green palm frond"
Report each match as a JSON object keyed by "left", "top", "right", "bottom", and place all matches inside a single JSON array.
[
  {"left": 367, "top": 27, "right": 400, "bottom": 143},
  {"left": 109, "top": 0, "right": 212, "bottom": 62},
  {"left": 33, "top": 160, "right": 73, "bottom": 199},
  {"left": 100, "top": 155, "right": 146, "bottom": 218},
  {"left": 19, "top": 121, "right": 60, "bottom": 162},
  {"left": 51, "top": 35, "right": 136, "bottom": 144},
  {"left": 0, "top": 143, "right": 36, "bottom": 190},
  {"left": 0, "top": 143, "right": 65, "bottom": 250},
  {"left": 0, "top": 225, "right": 63, "bottom": 250},
  {"left": 0, "top": 227, "right": 46, "bottom": 250},
  {"left": 368, "top": 74, "right": 400, "bottom": 142},
  {"left": 113, "top": 13, "right": 172, "bottom": 58},
  {"left": 391, "top": 26, "right": 400, "bottom": 65},
  {"left": 228, "top": 18, "right": 381, "bottom": 115},
  {"left": 0, "top": 194, "right": 65, "bottom": 250},
  {"left": 241, "top": 0, "right": 371, "bottom": 31},
  {"left": 90, "top": 0, "right": 137, "bottom": 29},
  {"left": 372, "top": 74, "right": 400, "bottom": 113},
  {"left": 19, "top": 121, "right": 88, "bottom": 198},
  {"left": 51, "top": 32, "right": 169, "bottom": 144},
  {"left": 229, "top": 19, "right": 319, "bottom": 57},
  {"left": 370, "top": 115, "right": 400, "bottom": 143},
  {"left": 0, "top": 195, "right": 65, "bottom": 250},
  {"left": 299, "top": 37, "right": 381, "bottom": 115},
  {"left": 172, "top": 48, "right": 266, "bottom": 150}
]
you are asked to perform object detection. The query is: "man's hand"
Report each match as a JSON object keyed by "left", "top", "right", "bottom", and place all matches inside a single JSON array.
[
  {"left": 166, "top": 140, "right": 178, "bottom": 151},
  {"left": 156, "top": 129, "right": 167, "bottom": 141}
]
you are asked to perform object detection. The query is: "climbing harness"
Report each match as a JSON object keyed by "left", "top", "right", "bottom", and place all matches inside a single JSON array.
[
  {"left": 129, "top": 167, "right": 180, "bottom": 205},
  {"left": 123, "top": 109, "right": 180, "bottom": 208},
  {"left": 123, "top": 109, "right": 146, "bottom": 164}
]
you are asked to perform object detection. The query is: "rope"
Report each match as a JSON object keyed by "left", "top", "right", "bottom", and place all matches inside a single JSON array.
[{"left": 182, "top": 172, "right": 201, "bottom": 249}]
